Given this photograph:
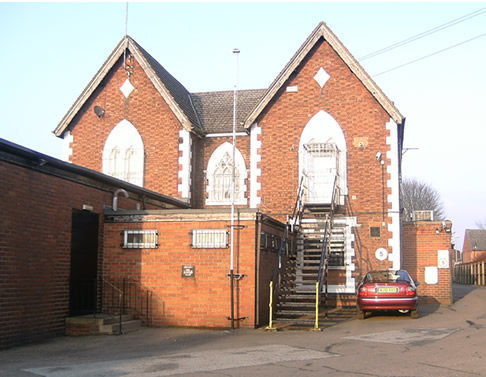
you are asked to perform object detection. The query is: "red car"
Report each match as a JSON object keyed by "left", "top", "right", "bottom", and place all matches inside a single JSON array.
[{"left": 357, "top": 270, "right": 419, "bottom": 319}]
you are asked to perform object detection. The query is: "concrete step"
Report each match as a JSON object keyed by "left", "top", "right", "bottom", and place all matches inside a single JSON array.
[
  {"left": 65, "top": 314, "right": 143, "bottom": 336},
  {"left": 100, "top": 319, "right": 143, "bottom": 335}
]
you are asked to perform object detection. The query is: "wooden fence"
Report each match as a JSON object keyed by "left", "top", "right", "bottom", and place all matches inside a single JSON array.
[{"left": 454, "top": 262, "right": 486, "bottom": 286}]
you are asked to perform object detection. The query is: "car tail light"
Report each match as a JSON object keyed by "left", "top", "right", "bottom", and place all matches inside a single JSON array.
[
  {"left": 406, "top": 287, "right": 416, "bottom": 296},
  {"left": 358, "top": 287, "right": 368, "bottom": 297}
]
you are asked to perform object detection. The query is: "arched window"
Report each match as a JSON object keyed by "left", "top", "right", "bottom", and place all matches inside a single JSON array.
[
  {"left": 206, "top": 142, "right": 247, "bottom": 205},
  {"left": 108, "top": 146, "right": 122, "bottom": 180},
  {"left": 299, "top": 110, "right": 347, "bottom": 205},
  {"left": 102, "top": 120, "right": 144, "bottom": 186}
]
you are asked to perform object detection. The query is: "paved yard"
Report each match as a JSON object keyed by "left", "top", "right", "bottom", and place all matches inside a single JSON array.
[{"left": 1, "top": 284, "right": 485, "bottom": 377}]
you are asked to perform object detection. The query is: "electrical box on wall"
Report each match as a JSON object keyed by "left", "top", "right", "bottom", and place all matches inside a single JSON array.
[{"left": 425, "top": 266, "right": 438, "bottom": 285}]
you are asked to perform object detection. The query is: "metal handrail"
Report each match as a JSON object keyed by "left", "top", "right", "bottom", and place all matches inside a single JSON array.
[
  {"left": 267, "top": 178, "right": 306, "bottom": 330},
  {"left": 290, "top": 176, "right": 306, "bottom": 231},
  {"left": 122, "top": 278, "right": 164, "bottom": 326},
  {"left": 270, "top": 177, "right": 306, "bottom": 297},
  {"left": 314, "top": 176, "right": 339, "bottom": 329},
  {"left": 100, "top": 278, "right": 163, "bottom": 328},
  {"left": 101, "top": 278, "right": 124, "bottom": 334}
]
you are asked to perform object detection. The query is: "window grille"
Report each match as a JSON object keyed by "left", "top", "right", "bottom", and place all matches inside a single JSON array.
[
  {"left": 302, "top": 142, "right": 340, "bottom": 204},
  {"left": 122, "top": 229, "right": 159, "bottom": 249},
  {"left": 329, "top": 250, "right": 345, "bottom": 267},
  {"left": 304, "top": 142, "right": 338, "bottom": 157},
  {"left": 192, "top": 229, "right": 229, "bottom": 248}
]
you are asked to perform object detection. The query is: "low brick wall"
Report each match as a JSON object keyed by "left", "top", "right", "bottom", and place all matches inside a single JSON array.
[{"left": 403, "top": 221, "right": 453, "bottom": 305}]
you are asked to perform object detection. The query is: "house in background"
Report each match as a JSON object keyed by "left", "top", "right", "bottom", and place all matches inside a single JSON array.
[{"left": 462, "top": 229, "right": 486, "bottom": 263}]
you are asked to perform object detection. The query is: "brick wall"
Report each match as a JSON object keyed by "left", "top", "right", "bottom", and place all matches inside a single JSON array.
[
  {"left": 69, "top": 56, "right": 183, "bottom": 198},
  {"left": 65, "top": 37, "right": 400, "bottom": 278},
  {"left": 0, "top": 147, "right": 177, "bottom": 349},
  {"left": 403, "top": 221, "right": 453, "bottom": 305},
  {"left": 254, "top": 39, "right": 396, "bottom": 275},
  {"left": 103, "top": 211, "right": 277, "bottom": 328},
  {"left": 192, "top": 135, "right": 251, "bottom": 209}
]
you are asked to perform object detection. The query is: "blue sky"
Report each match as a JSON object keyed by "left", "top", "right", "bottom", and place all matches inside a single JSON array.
[{"left": 1, "top": 2, "right": 485, "bottom": 250}]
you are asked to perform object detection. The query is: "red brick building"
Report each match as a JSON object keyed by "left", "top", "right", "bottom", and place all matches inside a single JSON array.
[
  {"left": 1, "top": 23, "right": 454, "bottom": 347},
  {"left": 54, "top": 22, "right": 405, "bottom": 296},
  {"left": 0, "top": 139, "right": 188, "bottom": 348},
  {"left": 461, "top": 229, "right": 486, "bottom": 263}
]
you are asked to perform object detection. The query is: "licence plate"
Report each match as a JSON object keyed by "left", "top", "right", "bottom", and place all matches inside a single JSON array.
[{"left": 376, "top": 287, "right": 398, "bottom": 293}]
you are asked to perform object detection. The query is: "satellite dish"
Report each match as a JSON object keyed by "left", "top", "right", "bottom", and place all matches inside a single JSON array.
[{"left": 94, "top": 105, "right": 105, "bottom": 118}]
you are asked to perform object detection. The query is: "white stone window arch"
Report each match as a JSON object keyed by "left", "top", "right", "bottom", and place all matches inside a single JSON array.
[
  {"left": 102, "top": 119, "right": 144, "bottom": 186},
  {"left": 299, "top": 110, "right": 347, "bottom": 205},
  {"left": 206, "top": 142, "right": 247, "bottom": 206}
]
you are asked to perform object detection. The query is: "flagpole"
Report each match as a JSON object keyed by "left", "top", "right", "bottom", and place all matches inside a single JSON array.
[{"left": 230, "top": 48, "right": 240, "bottom": 330}]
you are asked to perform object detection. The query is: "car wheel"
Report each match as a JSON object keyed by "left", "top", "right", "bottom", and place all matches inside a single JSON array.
[
  {"left": 356, "top": 310, "right": 366, "bottom": 320},
  {"left": 410, "top": 308, "right": 419, "bottom": 319}
]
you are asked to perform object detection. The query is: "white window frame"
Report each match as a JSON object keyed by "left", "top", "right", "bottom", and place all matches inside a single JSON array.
[
  {"left": 102, "top": 119, "right": 144, "bottom": 186},
  {"left": 122, "top": 229, "right": 159, "bottom": 249},
  {"left": 206, "top": 142, "right": 247, "bottom": 206},
  {"left": 192, "top": 229, "right": 229, "bottom": 249}
]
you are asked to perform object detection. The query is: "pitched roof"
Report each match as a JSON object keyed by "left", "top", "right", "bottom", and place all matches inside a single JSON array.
[
  {"left": 55, "top": 23, "right": 404, "bottom": 138},
  {"left": 465, "top": 229, "right": 486, "bottom": 251},
  {"left": 191, "top": 89, "right": 266, "bottom": 133},
  {"left": 132, "top": 40, "right": 202, "bottom": 132},
  {"left": 54, "top": 35, "right": 202, "bottom": 138},
  {"left": 243, "top": 22, "right": 405, "bottom": 129}
]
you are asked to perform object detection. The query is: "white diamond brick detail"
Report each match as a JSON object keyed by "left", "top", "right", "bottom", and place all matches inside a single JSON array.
[
  {"left": 120, "top": 78, "right": 134, "bottom": 98},
  {"left": 314, "top": 67, "right": 330, "bottom": 88}
]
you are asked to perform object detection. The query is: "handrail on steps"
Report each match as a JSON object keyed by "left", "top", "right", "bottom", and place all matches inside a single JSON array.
[
  {"left": 266, "top": 178, "right": 305, "bottom": 330},
  {"left": 101, "top": 278, "right": 124, "bottom": 334},
  {"left": 290, "top": 176, "right": 306, "bottom": 232},
  {"left": 314, "top": 175, "right": 339, "bottom": 330},
  {"left": 98, "top": 278, "right": 164, "bottom": 332}
]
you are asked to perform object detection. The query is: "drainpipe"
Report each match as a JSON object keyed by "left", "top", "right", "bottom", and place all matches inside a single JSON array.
[
  {"left": 113, "top": 189, "right": 128, "bottom": 211},
  {"left": 255, "top": 212, "right": 263, "bottom": 326}
]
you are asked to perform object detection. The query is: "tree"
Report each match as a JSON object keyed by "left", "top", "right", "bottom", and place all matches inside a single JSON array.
[
  {"left": 401, "top": 177, "right": 445, "bottom": 221},
  {"left": 476, "top": 220, "right": 486, "bottom": 229}
]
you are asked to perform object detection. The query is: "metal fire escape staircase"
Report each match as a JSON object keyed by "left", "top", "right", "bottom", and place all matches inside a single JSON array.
[{"left": 267, "top": 177, "right": 340, "bottom": 330}]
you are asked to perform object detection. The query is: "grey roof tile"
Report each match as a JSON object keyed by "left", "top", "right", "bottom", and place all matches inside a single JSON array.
[
  {"left": 132, "top": 39, "right": 202, "bottom": 130},
  {"left": 191, "top": 89, "right": 266, "bottom": 133},
  {"left": 466, "top": 229, "right": 486, "bottom": 251}
]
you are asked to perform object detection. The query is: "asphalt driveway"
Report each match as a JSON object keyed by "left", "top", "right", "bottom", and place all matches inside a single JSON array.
[{"left": 1, "top": 284, "right": 485, "bottom": 377}]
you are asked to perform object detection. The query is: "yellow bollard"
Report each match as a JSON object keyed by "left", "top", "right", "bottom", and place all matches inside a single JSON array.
[
  {"left": 265, "top": 281, "right": 277, "bottom": 331},
  {"left": 313, "top": 282, "right": 321, "bottom": 331}
]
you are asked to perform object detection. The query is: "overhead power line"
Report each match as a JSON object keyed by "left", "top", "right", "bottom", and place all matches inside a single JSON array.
[
  {"left": 372, "top": 32, "right": 486, "bottom": 77},
  {"left": 359, "top": 7, "right": 486, "bottom": 61}
]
